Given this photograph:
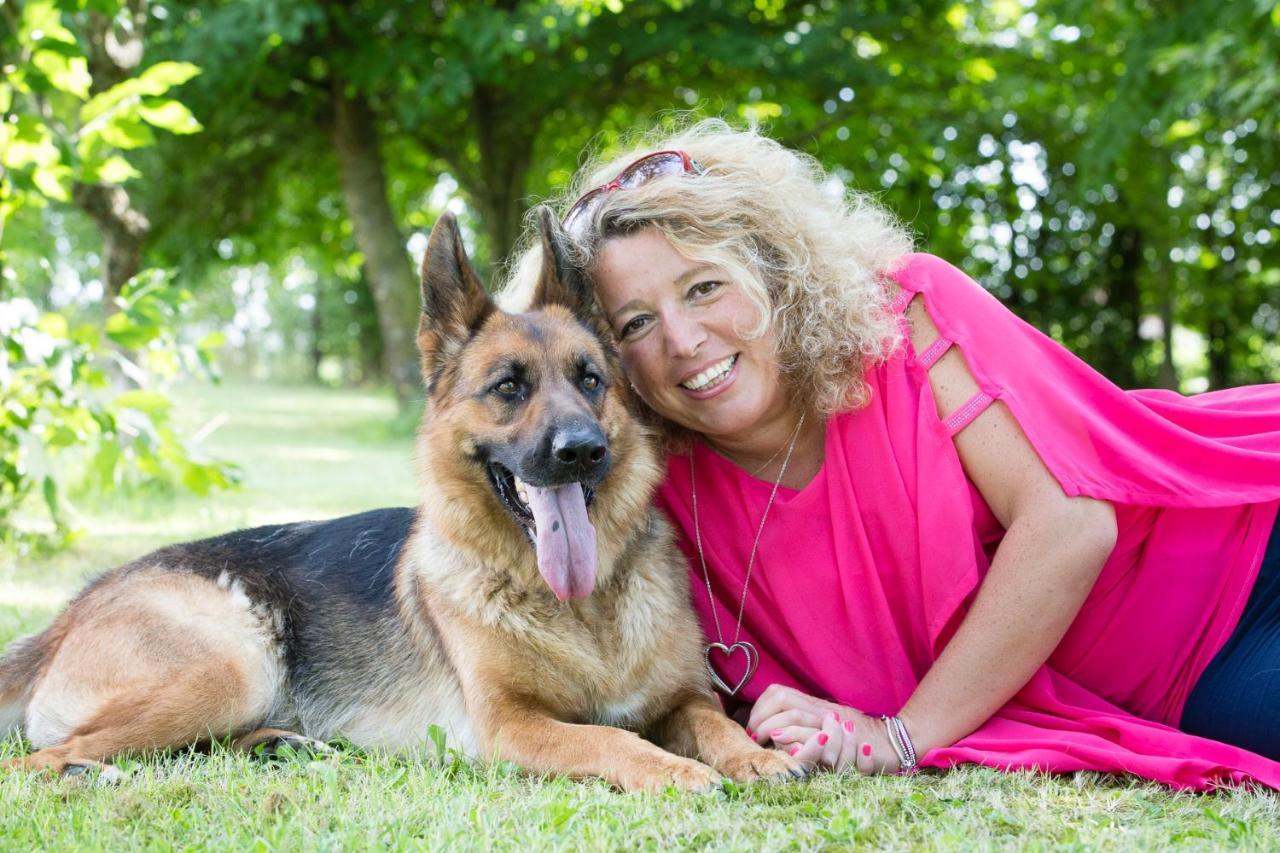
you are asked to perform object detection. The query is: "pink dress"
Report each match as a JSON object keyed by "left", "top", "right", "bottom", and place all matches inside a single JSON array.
[{"left": 655, "top": 253, "right": 1280, "bottom": 790}]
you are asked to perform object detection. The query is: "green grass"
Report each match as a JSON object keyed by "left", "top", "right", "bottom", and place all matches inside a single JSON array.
[{"left": 2, "top": 380, "right": 1279, "bottom": 850}]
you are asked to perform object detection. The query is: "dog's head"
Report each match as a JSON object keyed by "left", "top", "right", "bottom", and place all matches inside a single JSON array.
[{"left": 416, "top": 209, "right": 657, "bottom": 602}]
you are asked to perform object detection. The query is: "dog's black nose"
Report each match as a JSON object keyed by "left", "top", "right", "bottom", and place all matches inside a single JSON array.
[{"left": 552, "top": 424, "right": 608, "bottom": 470}]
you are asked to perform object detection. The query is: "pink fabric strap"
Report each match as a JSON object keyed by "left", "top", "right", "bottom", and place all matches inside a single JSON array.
[
  {"left": 943, "top": 391, "right": 995, "bottom": 436},
  {"left": 889, "top": 288, "right": 915, "bottom": 315},
  {"left": 916, "top": 336, "right": 954, "bottom": 371}
]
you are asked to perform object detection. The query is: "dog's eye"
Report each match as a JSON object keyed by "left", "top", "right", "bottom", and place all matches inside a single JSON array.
[
  {"left": 494, "top": 379, "right": 520, "bottom": 397},
  {"left": 581, "top": 374, "right": 601, "bottom": 391}
]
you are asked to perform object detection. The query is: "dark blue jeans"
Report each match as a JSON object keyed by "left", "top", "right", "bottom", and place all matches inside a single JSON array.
[{"left": 1180, "top": 513, "right": 1280, "bottom": 759}]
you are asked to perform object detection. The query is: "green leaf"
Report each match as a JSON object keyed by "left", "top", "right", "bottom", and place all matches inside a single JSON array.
[
  {"left": 137, "top": 99, "right": 203, "bottom": 134},
  {"left": 98, "top": 115, "right": 157, "bottom": 150},
  {"left": 32, "top": 161, "right": 72, "bottom": 201},
  {"left": 136, "top": 61, "right": 202, "bottom": 91},
  {"left": 36, "top": 312, "right": 69, "bottom": 338},
  {"left": 114, "top": 389, "right": 172, "bottom": 416},
  {"left": 1166, "top": 118, "right": 1201, "bottom": 141},
  {"left": 31, "top": 49, "right": 91, "bottom": 99},
  {"left": 964, "top": 58, "right": 998, "bottom": 84},
  {"left": 79, "top": 62, "right": 201, "bottom": 126},
  {"left": 105, "top": 311, "right": 162, "bottom": 348},
  {"left": 19, "top": 1, "right": 76, "bottom": 45},
  {"left": 41, "top": 475, "right": 63, "bottom": 525},
  {"left": 87, "top": 155, "right": 142, "bottom": 184},
  {"left": 196, "top": 330, "right": 227, "bottom": 350}
]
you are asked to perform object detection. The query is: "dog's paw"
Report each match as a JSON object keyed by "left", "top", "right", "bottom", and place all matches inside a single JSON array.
[
  {"left": 60, "top": 760, "right": 125, "bottom": 786},
  {"left": 618, "top": 755, "right": 723, "bottom": 794},
  {"left": 251, "top": 734, "right": 332, "bottom": 760},
  {"left": 715, "top": 746, "right": 806, "bottom": 784}
]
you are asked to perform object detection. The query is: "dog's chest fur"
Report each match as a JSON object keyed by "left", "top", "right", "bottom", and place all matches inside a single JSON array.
[{"left": 408, "top": 521, "right": 706, "bottom": 734}]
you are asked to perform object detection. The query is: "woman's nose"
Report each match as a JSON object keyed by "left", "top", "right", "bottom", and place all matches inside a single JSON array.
[{"left": 662, "top": 310, "right": 707, "bottom": 358}]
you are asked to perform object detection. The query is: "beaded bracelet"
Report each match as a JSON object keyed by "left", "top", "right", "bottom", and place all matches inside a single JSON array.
[{"left": 880, "top": 714, "right": 919, "bottom": 773}]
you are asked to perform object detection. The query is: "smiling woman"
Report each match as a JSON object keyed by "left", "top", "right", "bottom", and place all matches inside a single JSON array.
[
  {"left": 595, "top": 231, "right": 801, "bottom": 476},
  {"left": 501, "top": 119, "right": 1280, "bottom": 791}
]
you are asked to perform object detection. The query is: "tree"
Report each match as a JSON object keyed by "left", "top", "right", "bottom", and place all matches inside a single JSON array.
[{"left": 0, "top": 0, "right": 234, "bottom": 551}]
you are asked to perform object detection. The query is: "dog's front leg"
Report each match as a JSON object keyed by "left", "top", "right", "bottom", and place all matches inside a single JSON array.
[
  {"left": 649, "top": 693, "right": 804, "bottom": 784},
  {"left": 481, "top": 702, "right": 722, "bottom": 793}
]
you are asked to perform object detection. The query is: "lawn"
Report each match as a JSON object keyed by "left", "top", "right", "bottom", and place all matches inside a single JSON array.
[{"left": 2, "top": 380, "right": 1277, "bottom": 851}]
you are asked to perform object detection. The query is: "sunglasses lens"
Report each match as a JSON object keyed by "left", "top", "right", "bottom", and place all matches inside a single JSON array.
[
  {"left": 616, "top": 152, "right": 687, "bottom": 189},
  {"left": 564, "top": 189, "right": 603, "bottom": 235},
  {"left": 563, "top": 151, "right": 699, "bottom": 237}
]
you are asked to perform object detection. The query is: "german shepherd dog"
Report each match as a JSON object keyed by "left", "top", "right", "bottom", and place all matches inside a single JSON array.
[{"left": 0, "top": 210, "right": 801, "bottom": 792}]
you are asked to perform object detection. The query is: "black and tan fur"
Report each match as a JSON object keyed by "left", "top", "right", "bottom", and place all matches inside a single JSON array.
[{"left": 0, "top": 209, "right": 800, "bottom": 792}]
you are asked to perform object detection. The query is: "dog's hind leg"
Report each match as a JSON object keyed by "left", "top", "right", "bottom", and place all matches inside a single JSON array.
[
  {"left": 6, "top": 569, "right": 282, "bottom": 779},
  {"left": 6, "top": 662, "right": 265, "bottom": 779}
]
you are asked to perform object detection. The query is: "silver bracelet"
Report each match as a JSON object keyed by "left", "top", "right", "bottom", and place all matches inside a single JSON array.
[{"left": 880, "top": 714, "right": 919, "bottom": 772}]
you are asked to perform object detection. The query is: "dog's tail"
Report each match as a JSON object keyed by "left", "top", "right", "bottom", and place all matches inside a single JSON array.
[{"left": 0, "top": 630, "right": 55, "bottom": 739}]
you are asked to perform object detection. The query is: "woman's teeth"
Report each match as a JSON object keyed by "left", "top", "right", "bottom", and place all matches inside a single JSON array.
[{"left": 681, "top": 355, "right": 737, "bottom": 391}]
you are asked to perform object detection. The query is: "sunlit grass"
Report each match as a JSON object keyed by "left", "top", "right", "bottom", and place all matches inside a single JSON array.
[{"left": 2, "top": 380, "right": 1278, "bottom": 849}]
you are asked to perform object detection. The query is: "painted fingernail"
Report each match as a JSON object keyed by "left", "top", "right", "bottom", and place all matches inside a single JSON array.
[
  {"left": 770, "top": 729, "right": 784, "bottom": 738},
  {"left": 861, "top": 743, "right": 872, "bottom": 757},
  {"left": 843, "top": 720, "right": 855, "bottom": 733},
  {"left": 817, "top": 733, "right": 829, "bottom": 746},
  {"left": 746, "top": 728, "right": 754, "bottom": 738},
  {"left": 788, "top": 745, "right": 799, "bottom": 756},
  {"left": 830, "top": 711, "right": 841, "bottom": 722}
]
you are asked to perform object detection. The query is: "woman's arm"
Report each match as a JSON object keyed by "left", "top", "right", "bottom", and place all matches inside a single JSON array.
[
  {"left": 894, "top": 295, "right": 1118, "bottom": 757},
  {"left": 748, "top": 292, "right": 1119, "bottom": 771}
]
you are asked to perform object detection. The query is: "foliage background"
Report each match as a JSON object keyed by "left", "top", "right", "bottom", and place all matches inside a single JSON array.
[{"left": 0, "top": 2, "right": 1277, "bottom": 536}]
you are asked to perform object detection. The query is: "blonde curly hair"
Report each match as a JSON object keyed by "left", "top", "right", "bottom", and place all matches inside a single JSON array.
[{"left": 501, "top": 118, "right": 912, "bottom": 422}]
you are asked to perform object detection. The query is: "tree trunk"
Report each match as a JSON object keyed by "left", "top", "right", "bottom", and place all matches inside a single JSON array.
[
  {"left": 72, "top": 183, "right": 149, "bottom": 310},
  {"left": 1099, "top": 224, "right": 1144, "bottom": 388},
  {"left": 1157, "top": 266, "right": 1178, "bottom": 390},
  {"left": 1207, "top": 315, "right": 1231, "bottom": 390},
  {"left": 471, "top": 85, "right": 535, "bottom": 274},
  {"left": 75, "top": 2, "right": 150, "bottom": 314},
  {"left": 330, "top": 81, "right": 421, "bottom": 408}
]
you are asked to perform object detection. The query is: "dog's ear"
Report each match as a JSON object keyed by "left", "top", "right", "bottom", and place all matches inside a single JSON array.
[
  {"left": 530, "top": 207, "right": 606, "bottom": 337},
  {"left": 418, "top": 212, "right": 495, "bottom": 383}
]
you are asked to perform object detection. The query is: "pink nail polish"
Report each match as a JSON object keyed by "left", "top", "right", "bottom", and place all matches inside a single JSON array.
[
  {"left": 817, "top": 733, "right": 829, "bottom": 746},
  {"left": 830, "top": 711, "right": 841, "bottom": 722},
  {"left": 843, "top": 720, "right": 854, "bottom": 733},
  {"left": 746, "top": 728, "right": 754, "bottom": 738},
  {"left": 770, "top": 728, "right": 784, "bottom": 738},
  {"left": 789, "top": 745, "right": 799, "bottom": 756},
  {"left": 861, "top": 743, "right": 872, "bottom": 757}
]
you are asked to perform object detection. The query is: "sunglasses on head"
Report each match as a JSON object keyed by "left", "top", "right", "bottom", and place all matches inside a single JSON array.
[{"left": 562, "top": 150, "right": 704, "bottom": 238}]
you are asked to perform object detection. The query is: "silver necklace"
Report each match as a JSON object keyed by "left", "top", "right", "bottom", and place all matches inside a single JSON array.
[{"left": 691, "top": 412, "right": 805, "bottom": 696}]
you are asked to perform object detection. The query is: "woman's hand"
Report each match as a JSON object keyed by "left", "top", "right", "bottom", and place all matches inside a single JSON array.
[{"left": 744, "top": 683, "right": 901, "bottom": 774}]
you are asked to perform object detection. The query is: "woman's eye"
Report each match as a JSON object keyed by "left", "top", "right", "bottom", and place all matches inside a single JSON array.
[
  {"left": 619, "top": 316, "right": 650, "bottom": 338},
  {"left": 581, "top": 374, "right": 601, "bottom": 391},
  {"left": 689, "top": 280, "right": 722, "bottom": 299}
]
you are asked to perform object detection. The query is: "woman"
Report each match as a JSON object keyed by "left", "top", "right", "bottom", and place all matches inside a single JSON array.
[{"left": 506, "top": 120, "right": 1280, "bottom": 789}]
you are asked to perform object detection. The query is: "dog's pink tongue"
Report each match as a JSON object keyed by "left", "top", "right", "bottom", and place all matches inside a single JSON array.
[{"left": 525, "top": 482, "right": 597, "bottom": 601}]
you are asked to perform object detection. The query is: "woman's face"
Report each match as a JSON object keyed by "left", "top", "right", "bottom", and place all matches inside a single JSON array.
[{"left": 593, "top": 228, "right": 790, "bottom": 442}]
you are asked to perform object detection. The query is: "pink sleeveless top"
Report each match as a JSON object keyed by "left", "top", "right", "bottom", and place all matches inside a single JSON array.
[{"left": 655, "top": 253, "right": 1280, "bottom": 790}]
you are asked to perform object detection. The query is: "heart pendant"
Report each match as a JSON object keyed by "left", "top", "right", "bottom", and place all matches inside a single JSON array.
[{"left": 704, "top": 641, "right": 759, "bottom": 697}]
